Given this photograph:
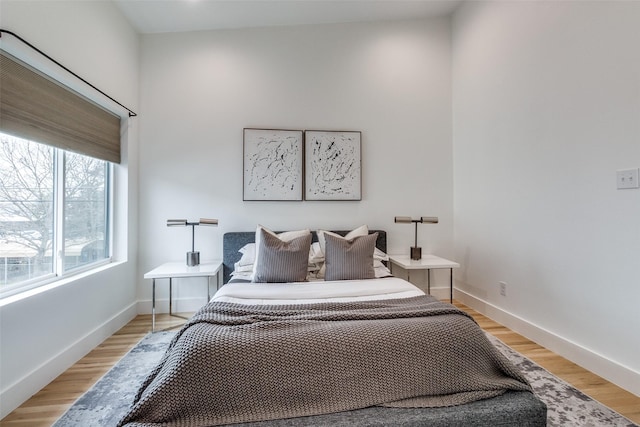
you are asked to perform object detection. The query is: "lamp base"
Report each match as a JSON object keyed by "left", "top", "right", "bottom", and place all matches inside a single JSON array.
[
  {"left": 186, "top": 251, "right": 200, "bottom": 266},
  {"left": 410, "top": 247, "right": 422, "bottom": 260}
]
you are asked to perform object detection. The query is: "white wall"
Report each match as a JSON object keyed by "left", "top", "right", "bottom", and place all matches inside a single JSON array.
[
  {"left": 138, "top": 18, "right": 454, "bottom": 311},
  {"left": 452, "top": 1, "right": 640, "bottom": 395},
  {"left": 0, "top": 1, "right": 139, "bottom": 417}
]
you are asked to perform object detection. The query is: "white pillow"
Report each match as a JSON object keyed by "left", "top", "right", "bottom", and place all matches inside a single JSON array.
[
  {"left": 374, "top": 260, "right": 392, "bottom": 278},
  {"left": 237, "top": 243, "right": 256, "bottom": 266},
  {"left": 233, "top": 262, "right": 254, "bottom": 273},
  {"left": 374, "top": 247, "right": 389, "bottom": 262},
  {"left": 252, "top": 224, "right": 311, "bottom": 279},
  {"left": 308, "top": 242, "right": 324, "bottom": 264}
]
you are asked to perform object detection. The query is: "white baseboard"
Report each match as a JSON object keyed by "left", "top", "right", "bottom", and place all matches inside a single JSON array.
[
  {"left": 454, "top": 288, "right": 640, "bottom": 398},
  {"left": 429, "top": 286, "right": 452, "bottom": 301},
  {"left": 0, "top": 302, "right": 137, "bottom": 419}
]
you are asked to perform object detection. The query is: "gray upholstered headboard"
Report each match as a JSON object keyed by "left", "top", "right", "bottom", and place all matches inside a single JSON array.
[{"left": 222, "top": 230, "right": 387, "bottom": 284}]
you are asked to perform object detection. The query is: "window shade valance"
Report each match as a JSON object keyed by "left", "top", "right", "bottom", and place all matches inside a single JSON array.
[{"left": 0, "top": 51, "right": 121, "bottom": 163}]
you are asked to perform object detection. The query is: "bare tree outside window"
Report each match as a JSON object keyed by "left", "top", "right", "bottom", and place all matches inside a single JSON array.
[
  {"left": 0, "top": 133, "right": 109, "bottom": 289},
  {"left": 64, "top": 151, "right": 108, "bottom": 271},
  {"left": 0, "top": 135, "right": 54, "bottom": 285}
]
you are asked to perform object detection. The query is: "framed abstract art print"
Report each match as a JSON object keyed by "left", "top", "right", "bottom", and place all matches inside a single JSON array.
[
  {"left": 304, "top": 130, "right": 361, "bottom": 201},
  {"left": 243, "top": 128, "right": 303, "bottom": 201}
]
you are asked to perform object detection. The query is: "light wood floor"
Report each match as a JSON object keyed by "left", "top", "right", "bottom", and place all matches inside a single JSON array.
[{"left": 2, "top": 302, "right": 639, "bottom": 426}]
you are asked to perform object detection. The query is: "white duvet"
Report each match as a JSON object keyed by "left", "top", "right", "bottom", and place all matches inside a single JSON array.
[{"left": 211, "top": 277, "right": 424, "bottom": 305}]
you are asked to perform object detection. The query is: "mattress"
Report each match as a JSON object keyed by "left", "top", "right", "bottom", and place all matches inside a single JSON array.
[{"left": 212, "top": 277, "right": 425, "bottom": 305}]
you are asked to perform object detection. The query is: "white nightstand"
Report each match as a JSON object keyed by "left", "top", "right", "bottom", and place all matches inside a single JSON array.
[
  {"left": 144, "top": 260, "right": 223, "bottom": 332},
  {"left": 388, "top": 255, "right": 460, "bottom": 303}
]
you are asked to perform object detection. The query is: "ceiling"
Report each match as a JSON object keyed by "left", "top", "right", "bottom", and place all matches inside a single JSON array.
[{"left": 114, "top": 0, "right": 463, "bottom": 34}]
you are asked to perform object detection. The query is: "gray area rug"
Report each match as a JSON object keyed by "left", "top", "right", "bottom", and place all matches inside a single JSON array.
[
  {"left": 53, "top": 331, "right": 638, "bottom": 427},
  {"left": 486, "top": 335, "right": 637, "bottom": 427},
  {"left": 52, "top": 331, "right": 174, "bottom": 427}
]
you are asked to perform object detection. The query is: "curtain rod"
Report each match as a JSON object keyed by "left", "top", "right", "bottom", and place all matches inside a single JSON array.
[{"left": 0, "top": 29, "right": 137, "bottom": 118}]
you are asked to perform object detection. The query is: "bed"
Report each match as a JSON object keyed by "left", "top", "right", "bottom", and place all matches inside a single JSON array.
[{"left": 119, "top": 227, "right": 546, "bottom": 427}]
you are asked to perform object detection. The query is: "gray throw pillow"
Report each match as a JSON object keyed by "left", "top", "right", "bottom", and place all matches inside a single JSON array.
[
  {"left": 253, "top": 228, "right": 312, "bottom": 283},
  {"left": 324, "top": 232, "right": 377, "bottom": 281}
]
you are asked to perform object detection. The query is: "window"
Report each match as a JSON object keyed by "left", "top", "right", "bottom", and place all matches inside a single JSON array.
[{"left": 0, "top": 132, "right": 111, "bottom": 296}]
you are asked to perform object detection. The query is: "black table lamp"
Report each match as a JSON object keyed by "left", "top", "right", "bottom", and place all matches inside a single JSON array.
[
  {"left": 394, "top": 216, "right": 439, "bottom": 260},
  {"left": 167, "top": 218, "right": 218, "bottom": 266}
]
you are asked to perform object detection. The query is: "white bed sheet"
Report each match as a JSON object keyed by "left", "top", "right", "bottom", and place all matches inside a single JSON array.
[{"left": 211, "top": 277, "right": 425, "bottom": 305}]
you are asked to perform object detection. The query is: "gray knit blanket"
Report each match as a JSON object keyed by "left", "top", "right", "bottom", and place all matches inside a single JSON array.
[{"left": 118, "top": 295, "right": 531, "bottom": 427}]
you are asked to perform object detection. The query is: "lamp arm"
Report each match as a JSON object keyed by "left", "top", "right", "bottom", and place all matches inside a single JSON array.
[{"left": 414, "top": 221, "right": 418, "bottom": 248}]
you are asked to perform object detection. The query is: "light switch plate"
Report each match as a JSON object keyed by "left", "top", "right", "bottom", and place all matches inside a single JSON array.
[{"left": 617, "top": 168, "right": 639, "bottom": 189}]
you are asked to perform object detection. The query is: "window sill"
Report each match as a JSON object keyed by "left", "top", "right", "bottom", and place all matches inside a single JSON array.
[{"left": 0, "top": 260, "right": 126, "bottom": 307}]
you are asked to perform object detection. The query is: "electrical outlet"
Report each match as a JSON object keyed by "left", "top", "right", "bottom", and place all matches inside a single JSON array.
[
  {"left": 617, "top": 168, "right": 639, "bottom": 189},
  {"left": 499, "top": 281, "right": 507, "bottom": 297}
]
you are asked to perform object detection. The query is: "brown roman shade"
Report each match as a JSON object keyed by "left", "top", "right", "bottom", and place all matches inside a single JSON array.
[{"left": 0, "top": 51, "right": 121, "bottom": 163}]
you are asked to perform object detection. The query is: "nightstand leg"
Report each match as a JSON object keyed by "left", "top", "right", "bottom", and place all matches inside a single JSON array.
[
  {"left": 450, "top": 268, "right": 453, "bottom": 303},
  {"left": 152, "top": 279, "right": 156, "bottom": 332},
  {"left": 169, "top": 277, "right": 173, "bottom": 317},
  {"left": 427, "top": 269, "right": 431, "bottom": 295},
  {"left": 207, "top": 276, "right": 210, "bottom": 303}
]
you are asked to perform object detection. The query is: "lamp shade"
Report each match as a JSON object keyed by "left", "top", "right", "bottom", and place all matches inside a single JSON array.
[
  {"left": 421, "top": 217, "right": 439, "bottom": 224},
  {"left": 394, "top": 216, "right": 413, "bottom": 224},
  {"left": 199, "top": 218, "right": 219, "bottom": 226}
]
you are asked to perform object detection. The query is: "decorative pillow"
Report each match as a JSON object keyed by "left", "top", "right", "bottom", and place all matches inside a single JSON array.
[
  {"left": 317, "top": 225, "right": 369, "bottom": 256},
  {"left": 236, "top": 241, "right": 321, "bottom": 272},
  {"left": 253, "top": 228, "right": 312, "bottom": 283},
  {"left": 316, "top": 225, "right": 369, "bottom": 278},
  {"left": 316, "top": 226, "right": 388, "bottom": 263},
  {"left": 252, "top": 225, "right": 311, "bottom": 279},
  {"left": 324, "top": 232, "right": 378, "bottom": 281}
]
